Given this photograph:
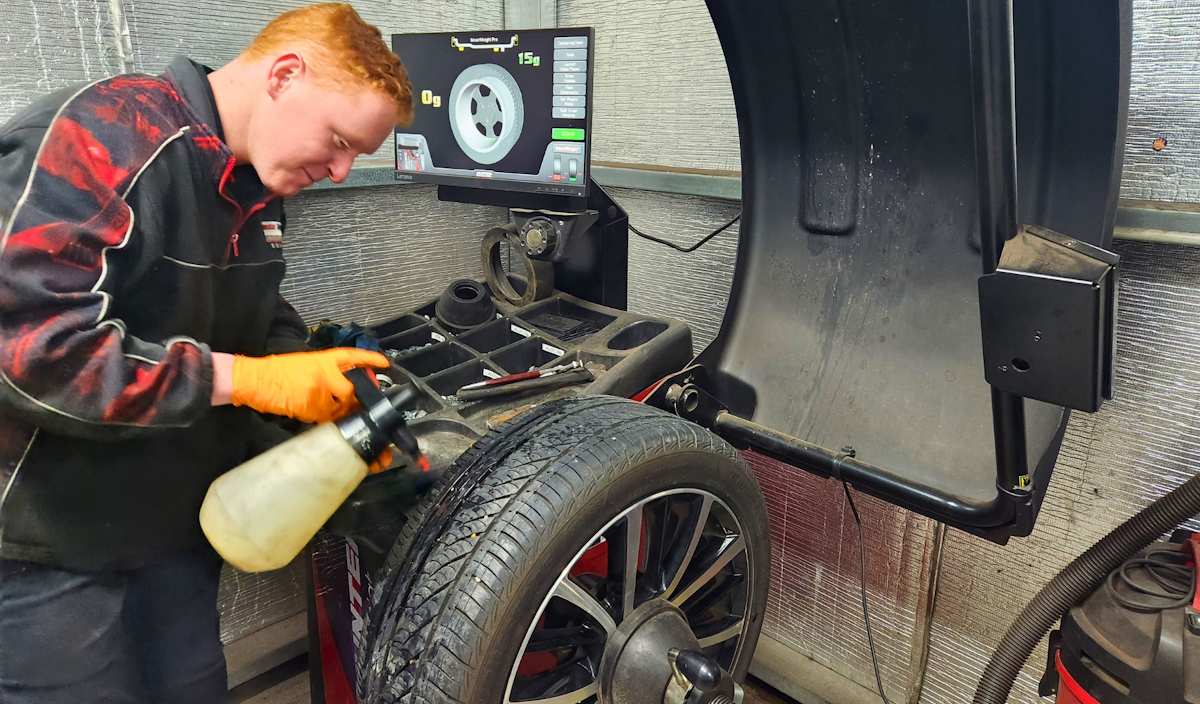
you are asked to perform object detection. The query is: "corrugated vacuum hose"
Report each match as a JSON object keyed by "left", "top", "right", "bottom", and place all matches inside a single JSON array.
[{"left": 973, "top": 472, "right": 1200, "bottom": 704}]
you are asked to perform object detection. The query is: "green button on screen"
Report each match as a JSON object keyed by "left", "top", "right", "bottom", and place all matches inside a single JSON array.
[{"left": 552, "top": 128, "right": 585, "bottom": 141}]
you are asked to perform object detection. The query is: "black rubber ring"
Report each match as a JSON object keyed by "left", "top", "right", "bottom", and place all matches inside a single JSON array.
[{"left": 481, "top": 225, "right": 554, "bottom": 306}]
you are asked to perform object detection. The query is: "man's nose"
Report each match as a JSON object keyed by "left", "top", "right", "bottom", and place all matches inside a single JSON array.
[{"left": 329, "top": 155, "right": 354, "bottom": 183}]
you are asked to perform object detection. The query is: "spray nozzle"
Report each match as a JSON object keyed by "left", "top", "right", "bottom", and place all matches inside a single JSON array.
[{"left": 338, "top": 367, "right": 428, "bottom": 470}]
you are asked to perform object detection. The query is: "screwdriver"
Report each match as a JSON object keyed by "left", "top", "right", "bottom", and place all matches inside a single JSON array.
[{"left": 458, "top": 360, "right": 583, "bottom": 392}]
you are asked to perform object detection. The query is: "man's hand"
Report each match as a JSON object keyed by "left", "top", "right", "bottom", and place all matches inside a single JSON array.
[
  {"left": 221, "top": 349, "right": 390, "bottom": 424},
  {"left": 368, "top": 447, "right": 393, "bottom": 474}
]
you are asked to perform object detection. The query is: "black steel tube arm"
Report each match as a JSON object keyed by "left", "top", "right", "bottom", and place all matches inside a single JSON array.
[{"left": 711, "top": 411, "right": 1021, "bottom": 530}]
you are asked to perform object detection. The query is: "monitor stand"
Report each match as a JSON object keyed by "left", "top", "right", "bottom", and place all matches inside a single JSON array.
[
  {"left": 437, "top": 177, "right": 628, "bottom": 311},
  {"left": 437, "top": 182, "right": 587, "bottom": 213}
]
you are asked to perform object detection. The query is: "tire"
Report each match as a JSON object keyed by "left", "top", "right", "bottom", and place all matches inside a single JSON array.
[
  {"left": 449, "top": 64, "right": 525, "bottom": 165},
  {"left": 358, "top": 396, "right": 770, "bottom": 704}
]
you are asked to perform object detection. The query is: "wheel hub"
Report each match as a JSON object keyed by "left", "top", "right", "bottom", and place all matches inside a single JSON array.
[{"left": 597, "top": 600, "right": 702, "bottom": 704}]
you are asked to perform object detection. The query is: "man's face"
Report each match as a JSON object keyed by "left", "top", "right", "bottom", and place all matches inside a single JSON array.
[{"left": 248, "top": 55, "right": 397, "bottom": 196}]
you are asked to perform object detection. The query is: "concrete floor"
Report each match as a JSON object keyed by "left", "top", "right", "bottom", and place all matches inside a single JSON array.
[{"left": 229, "top": 657, "right": 797, "bottom": 704}]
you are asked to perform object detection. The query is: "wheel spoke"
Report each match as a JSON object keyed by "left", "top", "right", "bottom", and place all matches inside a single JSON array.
[
  {"left": 526, "top": 625, "right": 606, "bottom": 653},
  {"left": 663, "top": 495, "right": 713, "bottom": 600},
  {"left": 508, "top": 682, "right": 598, "bottom": 704},
  {"left": 555, "top": 578, "right": 617, "bottom": 635},
  {"left": 682, "top": 573, "right": 744, "bottom": 623},
  {"left": 622, "top": 504, "right": 643, "bottom": 619},
  {"left": 670, "top": 536, "right": 746, "bottom": 607},
  {"left": 508, "top": 654, "right": 598, "bottom": 704},
  {"left": 640, "top": 498, "right": 673, "bottom": 591},
  {"left": 697, "top": 621, "right": 744, "bottom": 648}
]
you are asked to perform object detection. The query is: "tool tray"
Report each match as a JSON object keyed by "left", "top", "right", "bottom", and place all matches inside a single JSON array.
[{"left": 366, "top": 288, "right": 692, "bottom": 466}]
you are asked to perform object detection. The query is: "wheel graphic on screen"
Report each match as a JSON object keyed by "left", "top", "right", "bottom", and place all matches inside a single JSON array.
[{"left": 449, "top": 64, "right": 525, "bottom": 165}]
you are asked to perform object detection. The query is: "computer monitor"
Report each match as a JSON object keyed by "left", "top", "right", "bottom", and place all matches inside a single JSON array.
[{"left": 392, "top": 28, "right": 595, "bottom": 198}]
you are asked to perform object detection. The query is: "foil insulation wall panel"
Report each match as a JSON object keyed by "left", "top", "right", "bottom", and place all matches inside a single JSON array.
[
  {"left": 749, "top": 449, "right": 940, "bottom": 701},
  {"left": 281, "top": 184, "right": 505, "bottom": 326},
  {"left": 0, "top": 0, "right": 127, "bottom": 121},
  {"left": 609, "top": 186, "right": 740, "bottom": 351},
  {"left": 218, "top": 558, "right": 307, "bottom": 644},
  {"left": 120, "top": 0, "right": 501, "bottom": 72},
  {"left": 1122, "top": 0, "right": 1200, "bottom": 201},
  {"left": 555, "top": 0, "right": 739, "bottom": 173}
]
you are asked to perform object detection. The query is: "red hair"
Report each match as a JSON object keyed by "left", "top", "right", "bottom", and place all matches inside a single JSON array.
[{"left": 244, "top": 3, "right": 413, "bottom": 124}]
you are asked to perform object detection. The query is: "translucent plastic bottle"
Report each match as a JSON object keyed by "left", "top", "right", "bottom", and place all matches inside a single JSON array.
[{"left": 200, "top": 422, "right": 368, "bottom": 572}]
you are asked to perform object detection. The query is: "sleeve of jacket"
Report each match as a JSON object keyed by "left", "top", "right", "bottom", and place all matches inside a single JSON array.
[
  {"left": 266, "top": 295, "right": 311, "bottom": 354},
  {"left": 0, "top": 116, "right": 213, "bottom": 441}
]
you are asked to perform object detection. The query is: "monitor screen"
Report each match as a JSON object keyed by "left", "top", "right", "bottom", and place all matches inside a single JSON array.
[{"left": 392, "top": 28, "right": 594, "bottom": 198}]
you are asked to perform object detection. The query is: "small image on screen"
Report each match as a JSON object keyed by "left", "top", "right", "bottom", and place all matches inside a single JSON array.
[{"left": 392, "top": 28, "right": 594, "bottom": 197}]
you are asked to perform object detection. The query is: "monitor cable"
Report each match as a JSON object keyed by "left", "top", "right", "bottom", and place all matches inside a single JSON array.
[
  {"left": 628, "top": 213, "right": 741, "bottom": 253},
  {"left": 843, "top": 480, "right": 895, "bottom": 704}
]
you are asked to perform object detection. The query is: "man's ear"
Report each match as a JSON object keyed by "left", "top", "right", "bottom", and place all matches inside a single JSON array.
[{"left": 266, "top": 53, "right": 306, "bottom": 99}]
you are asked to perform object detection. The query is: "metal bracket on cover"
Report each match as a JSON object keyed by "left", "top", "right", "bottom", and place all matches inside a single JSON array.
[{"left": 979, "top": 225, "right": 1119, "bottom": 413}]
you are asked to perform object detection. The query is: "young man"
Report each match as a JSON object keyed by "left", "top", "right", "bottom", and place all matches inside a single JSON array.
[{"left": 0, "top": 4, "right": 412, "bottom": 702}]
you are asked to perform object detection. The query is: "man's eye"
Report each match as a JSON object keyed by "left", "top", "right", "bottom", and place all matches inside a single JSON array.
[{"left": 336, "top": 136, "right": 351, "bottom": 150}]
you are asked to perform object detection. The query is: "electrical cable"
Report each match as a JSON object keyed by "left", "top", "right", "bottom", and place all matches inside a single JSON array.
[
  {"left": 842, "top": 480, "right": 894, "bottom": 704},
  {"left": 1104, "top": 545, "right": 1195, "bottom": 612},
  {"left": 628, "top": 213, "right": 741, "bottom": 253}
]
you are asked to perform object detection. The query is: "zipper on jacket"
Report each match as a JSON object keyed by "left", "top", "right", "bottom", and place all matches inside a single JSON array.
[
  {"left": 216, "top": 156, "right": 268, "bottom": 266},
  {"left": 220, "top": 203, "right": 264, "bottom": 266}
]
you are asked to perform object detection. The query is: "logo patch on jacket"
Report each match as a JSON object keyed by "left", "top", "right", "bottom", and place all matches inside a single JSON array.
[{"left": 263, "top": 221, "right": 283, "bottom": 249}]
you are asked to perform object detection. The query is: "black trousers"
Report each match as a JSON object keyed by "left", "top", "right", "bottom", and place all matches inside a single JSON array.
[{"left": 0, "top": 552, "right": 227, "bottom": 704}]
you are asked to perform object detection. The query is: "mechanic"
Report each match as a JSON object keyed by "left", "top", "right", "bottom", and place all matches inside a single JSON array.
[{"left": 0, "top": 4, "right": 410, "bottom": 703}]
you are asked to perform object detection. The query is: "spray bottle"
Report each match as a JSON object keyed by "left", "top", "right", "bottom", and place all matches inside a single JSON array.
[{"left": 200, "top": 368, "right": 428, "bottom": 572}]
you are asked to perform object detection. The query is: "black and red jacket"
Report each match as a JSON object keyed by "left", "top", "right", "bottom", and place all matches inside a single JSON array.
[{"left": 0, "top": 56, "right": 310, "bottom": 570}]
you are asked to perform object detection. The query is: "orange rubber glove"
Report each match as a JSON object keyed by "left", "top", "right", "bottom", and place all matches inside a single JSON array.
[
  {"left": 230, "top": 349, "right": 390, "bottom": 424},
  {"left": 368, "top": 447, "right": 393, "bottom": 474}
]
